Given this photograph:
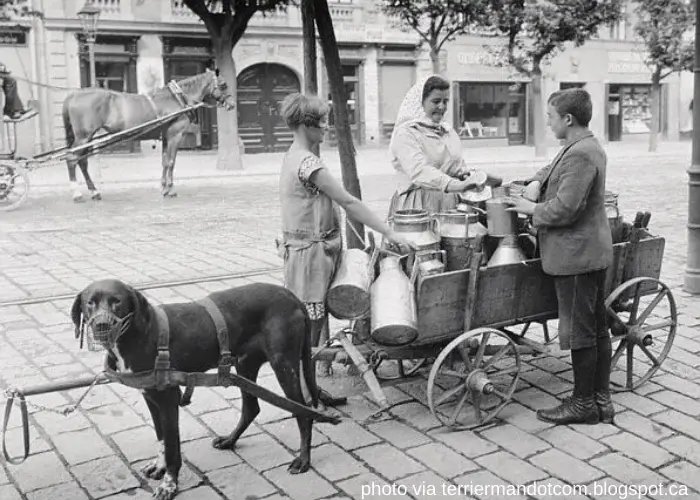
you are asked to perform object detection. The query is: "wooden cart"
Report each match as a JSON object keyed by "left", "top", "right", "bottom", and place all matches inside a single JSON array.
[{"left": 317, "top": 215, "right": 675, "bottom": 430}]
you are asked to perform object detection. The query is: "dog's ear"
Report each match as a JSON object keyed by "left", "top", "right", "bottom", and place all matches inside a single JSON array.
[
  {"left": 127, "top": 285, "right": 151, "bottom": 332},
  {"left": 70, "top": 292, "right": 83, "bottom": 339}
]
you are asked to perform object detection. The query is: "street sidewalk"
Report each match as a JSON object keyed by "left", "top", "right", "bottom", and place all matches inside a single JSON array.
[{"left": 25, "top": 139, "right": 692, "bottom": 190}]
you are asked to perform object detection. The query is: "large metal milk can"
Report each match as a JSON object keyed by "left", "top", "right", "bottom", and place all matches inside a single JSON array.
[
  {"left": 327, "top": 247, "right": 376, "bottom": 320},
  {"left": 436, "top": 211, "right": 487, "bottom": 271},
  {"left": 391, "top": 209, "right": 440, "bottom": 272},
  {"left": 370, "top": 256, "right": 419, "bottom": 346}
]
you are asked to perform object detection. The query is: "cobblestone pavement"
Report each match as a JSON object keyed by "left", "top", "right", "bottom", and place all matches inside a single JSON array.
[{"left": 1, "top": 148, "right": 700, "bottom": 500}]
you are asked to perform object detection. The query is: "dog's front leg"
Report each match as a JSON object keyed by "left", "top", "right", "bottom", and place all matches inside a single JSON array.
[{"left": 144, "top": 389, "right": 182, "bottom": 500}]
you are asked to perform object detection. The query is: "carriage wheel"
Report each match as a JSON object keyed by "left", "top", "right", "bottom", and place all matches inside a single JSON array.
[
  {"left": 0, "top": 163, "right": 30, "bottom": 211},
  {"left": 605, "top": 277, "right": 677, "bottom": 392},
  {"left": 373, "top": 358, "right": 427, "bottom": 381},
  {"left": 427, "top": 328, "right": 521, "bottom": 430}
]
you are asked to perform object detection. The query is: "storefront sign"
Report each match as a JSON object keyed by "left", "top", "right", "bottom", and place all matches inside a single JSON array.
[
  {"left": 608, "top": 51, "right": 649, "bottom": 74},
  {"left": 457, "top": 51, "right": 507, "bottom": 67},
  {"left": 0, "top": 31, "right": 27, "bottom": 46}
]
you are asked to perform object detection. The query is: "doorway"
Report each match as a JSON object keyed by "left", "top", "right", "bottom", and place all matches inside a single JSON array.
[{"left": 237, "top": 63, "right": 301, "bottom": 153}]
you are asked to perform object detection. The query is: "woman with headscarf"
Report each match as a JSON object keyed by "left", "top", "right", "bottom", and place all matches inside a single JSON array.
[{"left": 388, "top": 74, "right": 500, "bottom": 217}]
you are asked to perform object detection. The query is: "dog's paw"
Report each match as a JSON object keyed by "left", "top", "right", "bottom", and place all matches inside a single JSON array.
[
  {"left": 212, "top": 436, "right": 236, "bottom": 450},
  {"left": 141, "top": 460, "right": 166, "bottom": 480},
  {"left": 288, "top": 456, "right": 310, "bottom": 474},
  {"left": 153, "top": 473, "right": 178, "bottom": 500}
]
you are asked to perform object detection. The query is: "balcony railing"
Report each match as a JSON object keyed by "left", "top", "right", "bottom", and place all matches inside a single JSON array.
[{"left": 91, "top": 0, "right": 120, "bottom": 15}]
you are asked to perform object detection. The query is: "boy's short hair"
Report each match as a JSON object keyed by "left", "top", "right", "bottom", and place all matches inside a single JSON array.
[
  {"left": 280, "top": 93, "right": 329, "bottom": 130},
  {"left": 548, "top": 89, "right": 593, "bottom": 127},
  {"left": 422, "top": 75, "right": 450, "bottom": 103}
]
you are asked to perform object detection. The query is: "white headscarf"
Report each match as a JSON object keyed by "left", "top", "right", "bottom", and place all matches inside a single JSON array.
[{"left": 390, "top": 74, "right": 451, "bottom": 146}]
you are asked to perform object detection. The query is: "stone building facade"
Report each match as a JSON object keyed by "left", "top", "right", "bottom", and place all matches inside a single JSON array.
[{"left": 0, "top": 0, "right": 689, "bottom": 157}]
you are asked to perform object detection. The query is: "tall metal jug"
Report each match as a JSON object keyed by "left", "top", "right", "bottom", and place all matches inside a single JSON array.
[
  {"left": 391, "top": 209, "right": 440, "bottom": 272},
  {"left": 370, "top": 256, "right": 419, "bottom": 346}
]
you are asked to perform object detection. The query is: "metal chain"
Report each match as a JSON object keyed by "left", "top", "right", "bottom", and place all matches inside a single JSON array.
[{"left": 8, "top": 372, "right": 105, "bottom": 416}]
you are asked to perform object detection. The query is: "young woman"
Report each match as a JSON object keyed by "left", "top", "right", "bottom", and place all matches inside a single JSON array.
[
  {"left": 278, "top": 93, "right": 414, "bottom": 378},
  {"left": 388, "top": 74, "right": 501, "bottom": 217}
]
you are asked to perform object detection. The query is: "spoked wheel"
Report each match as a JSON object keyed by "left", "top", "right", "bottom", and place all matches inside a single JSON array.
[
  {"left": 605, "top": 277, "right": 677, "bottom": 392},
  {"left": 427, "top": 328, "right": 521, "bottom": 430},
  {"left": 0, "top": 163, "right": 30, "bottom": 211},
  {"left": 373, "top": 358, "right": 428, "bottom": 381}
]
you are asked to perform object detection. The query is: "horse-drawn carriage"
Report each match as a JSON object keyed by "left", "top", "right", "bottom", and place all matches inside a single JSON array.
[
  {"left": 0, "top": 69, "right": 234, "bottom": 211},
  {"left": 315, "top": 209, "right": 674, "bottom": 430}
]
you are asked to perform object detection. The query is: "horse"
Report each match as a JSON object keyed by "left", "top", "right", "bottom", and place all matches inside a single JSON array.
[{"left": 61, "top": 68, "right": 235, "bottom": 201}]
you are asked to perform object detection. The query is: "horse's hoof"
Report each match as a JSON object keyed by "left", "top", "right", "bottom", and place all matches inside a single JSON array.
[
  {"left": 73, "top": 195, "right": 84, "bottom": 203},
  {"left": 91, "top": 193, "right": 102, "bottom": 201}
]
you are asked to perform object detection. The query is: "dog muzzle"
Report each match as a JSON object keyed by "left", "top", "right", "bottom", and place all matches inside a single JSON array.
[{"left": 84, "top": 310, "right": 134, "bottom": 346}]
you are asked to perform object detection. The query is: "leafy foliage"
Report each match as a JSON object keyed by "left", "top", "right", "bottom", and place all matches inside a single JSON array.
[
  {"left": 633, "top": 0, "right": 695, "bottom": 79},
  {"left": 382, "top": 0, "right": 487, "bottom": 53},
  {"left": 0, "top": 0, "right": 41, "bottom": 20},
  {"left": 182, "top": 0, "right": 293, "bottom": 47},
  {"left": 485, "top": 0, "right": 624, "bottom": 74}
]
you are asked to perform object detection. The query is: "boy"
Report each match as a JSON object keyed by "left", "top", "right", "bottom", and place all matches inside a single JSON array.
[{"left": 505, "top": 89, "right": 614, "bottom": 425}]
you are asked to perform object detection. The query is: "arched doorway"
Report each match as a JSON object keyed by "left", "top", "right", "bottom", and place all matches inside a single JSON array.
[{"left": 237, "top": 63, "right": 301, "bottom": 153}]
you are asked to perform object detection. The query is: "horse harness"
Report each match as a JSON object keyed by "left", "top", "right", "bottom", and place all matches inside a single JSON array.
[
  {"left": 103, "top": 297, "right": 234, "bottom": 407},
  {"left": 167, "top": 80, "right": 199, "bottom": 122}
]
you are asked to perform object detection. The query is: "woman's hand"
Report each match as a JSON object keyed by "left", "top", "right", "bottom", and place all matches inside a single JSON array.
[
  {"left": 522, "top": 181, "right": 541, "bottom": 202},
  {"left": 383, "top": 230, "right": 416, "bottom": 254},
  {"left": 503, "top": 196, "right": 536, "bottom": 216}
]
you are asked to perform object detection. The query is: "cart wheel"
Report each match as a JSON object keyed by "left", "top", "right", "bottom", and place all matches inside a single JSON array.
[
  {"left": 427, "top": 328, "right": 521, "bottom": 430},
  {"left": 373, "top": 358, "right": 427, "bottom": 381},
  {"left": 605, "top": 277, "right": 677, "bottom": 392},
  {"left": 0, "top": 163, "right": 30, "bottom": 211}
]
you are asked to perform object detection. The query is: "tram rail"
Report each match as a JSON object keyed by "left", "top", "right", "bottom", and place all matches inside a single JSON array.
[{"left": 0, "top": 266, "right": 283, "bottom": 308}]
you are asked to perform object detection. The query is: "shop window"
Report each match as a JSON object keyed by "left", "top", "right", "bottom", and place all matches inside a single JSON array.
[
  {"left": 457, "top": 82, "right": 526, "bottom": 141},
  {"left": 621, "top": 85, "right": 652, "bottom": 134}
]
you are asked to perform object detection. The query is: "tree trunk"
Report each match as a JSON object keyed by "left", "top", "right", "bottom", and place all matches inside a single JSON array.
[
  {"left": 429, "top": 46, "right": 441, "bottom": 75},
  {"left": 302, "top": 0, "right": 320, "bottom": 157},
  {"left": 649, "top": 68, "right": 661, "bottom": 153},
  {"left": 213, "top": 37, "right": 243, "bottom": 170},
  {"left": 315, "top": 0, "right": 365, "bottom": 249},
  {"left": 531, "top": 69, "right": 547, "bottom": 157}
]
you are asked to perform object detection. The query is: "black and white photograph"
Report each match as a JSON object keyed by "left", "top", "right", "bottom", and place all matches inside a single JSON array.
[{"left": 0, "top": 0, "right": 699, "bottom": 499}]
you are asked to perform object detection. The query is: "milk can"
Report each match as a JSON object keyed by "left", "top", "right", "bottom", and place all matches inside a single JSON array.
[
  {"left": 370, "top": 256, "right": 419, "bottom": 346},
  {"left": 327, "top": 247, "right": 375, "bottom": 320},
  {"left": 391, "top": 209, "right": 440, "bottom": 272},
  {"left": 436, "top": 211, "right": 489, "bottom": 271}
]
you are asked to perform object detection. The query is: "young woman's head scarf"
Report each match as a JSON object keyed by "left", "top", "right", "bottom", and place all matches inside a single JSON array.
[{"left": 391, "top": 74, "right": 452, "bottom": 144}]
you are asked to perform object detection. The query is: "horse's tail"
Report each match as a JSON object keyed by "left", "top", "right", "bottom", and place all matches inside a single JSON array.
[{"left": 62, "top": 98, "right": 75, "bottom": 148}]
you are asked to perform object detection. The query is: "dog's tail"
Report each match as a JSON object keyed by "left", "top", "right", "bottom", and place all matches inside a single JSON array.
[{"left": 301, "top": 306, "right": 320, "bottom": 408}]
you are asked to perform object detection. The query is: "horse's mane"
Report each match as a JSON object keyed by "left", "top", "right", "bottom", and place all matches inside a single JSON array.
[{"left": 174, "top": 71, "right": 214, "bottom": 96}]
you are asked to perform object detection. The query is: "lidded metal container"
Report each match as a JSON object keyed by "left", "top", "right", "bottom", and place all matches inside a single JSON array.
[
  {"left": 327, "top": 248, "right": 375, "bottom": 319},
  {"left": 436, "top": 210, "right": 485, "bottom": 271},
  {"left": 391, "top": 209, "right": 440, "bottom": 271},
  {"left": 370, "top": 256, "right": 419, "bottom": 346}
]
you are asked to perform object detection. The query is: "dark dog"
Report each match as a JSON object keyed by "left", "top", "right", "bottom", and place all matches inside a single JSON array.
[{"left": 71, "top": 279, "right": 336, "bottom": 500}]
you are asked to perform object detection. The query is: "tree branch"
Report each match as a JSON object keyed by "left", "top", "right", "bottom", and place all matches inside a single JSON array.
[{"left": 183, "top": 0, "right": 218, "bottom": 35}]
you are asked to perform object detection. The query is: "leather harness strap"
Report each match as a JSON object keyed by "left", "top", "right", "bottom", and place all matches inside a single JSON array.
[
  {"left": 153, "top": 306, "right": 171, "bottom": 390},
  {"left": 99, "top": 302, "right": 338, "bottom": 423}
]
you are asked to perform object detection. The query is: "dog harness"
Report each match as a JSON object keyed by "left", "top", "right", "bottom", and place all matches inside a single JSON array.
[{"left": 100, "top": 301, "right": 331, "bottom": 422}]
